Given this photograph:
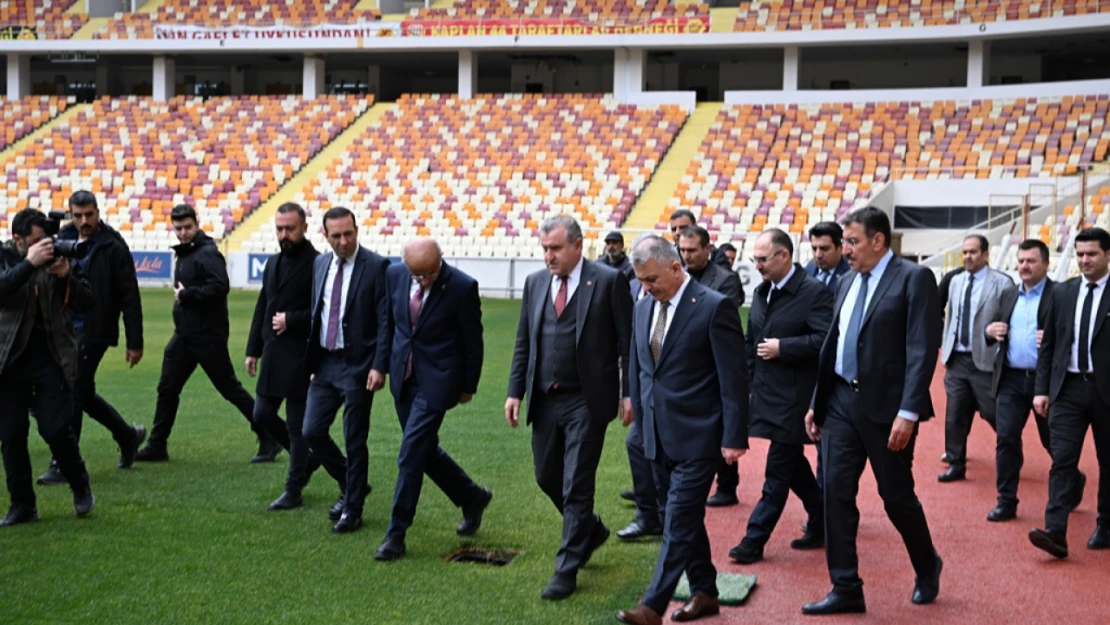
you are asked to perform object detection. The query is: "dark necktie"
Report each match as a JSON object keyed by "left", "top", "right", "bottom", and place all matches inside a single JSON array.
[
  {"left": 841, "top": 272, "right": 871, "bottom": 382},
  {"left": 554, "top": 277, "right": 568, "bottom": 317},
  {"left": 405, "top": 283, "right": 424, "bottom": 380},
  {"left": 324, "top": 258, "right": 345, "bottom": 350},
  {"left": 1078, "top": 283, "right": 1096, "bottom": 374},
  {"left": 959, "top": 274, "right": 974, "bottom": 347},
  {"left": 768, "top": 286, "right": 781, "bottom": 311}
]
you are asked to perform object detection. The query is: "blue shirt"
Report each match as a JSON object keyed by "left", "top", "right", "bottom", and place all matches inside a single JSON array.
[
  {"left": 1005, "top": 278, "right": 1045, "bottom": 371},
  {"left": 834, "top": 250, "right": 919, "bottom": 422}
]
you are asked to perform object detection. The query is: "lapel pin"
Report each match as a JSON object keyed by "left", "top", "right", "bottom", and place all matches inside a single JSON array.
[
  {"left": 587, "top": 280, "right": 593, "bottom": 286},
  {"left": 691, "top": 297, "right": 697, "bottom": 303}
]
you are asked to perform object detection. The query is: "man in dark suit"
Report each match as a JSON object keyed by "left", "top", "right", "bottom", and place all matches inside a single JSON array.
[
  {"left": 374, "top": 238, "right": 493, "bottom": 561},
  {"left": 599, "top": 231, "right": 635, "bottom": 283},
  {"left": 245, "top": 203, "right": 322, "bottom": 511},
  {"left": 616, "top": 235, "right": 749, "bottom": 625},
  {"left": 805, "top": 221, "right": 851, "bottom": 294},
  {"left": 728, "top": 229, "right": 831, "bottom": 565},
  {"left": 668, "top": 210, "right": 730, "bottom": 269},
  {"left": 983, "top": 239, "right": 1082, "bottom": 522},
  {"left": 303, "top": 207, "right": 391, "bottom": 534},
  {"left": 137, "top": 205, "right": 274, "bottom": 463},
  {"left": 1030, "top": 227, "right": 1110, "bottom": 558},
  {"left": 802, "top": 207, "right": 942, "bottom": 615},
  {"left": 505, "top": 215, "right": 632, "bottom": 600}
]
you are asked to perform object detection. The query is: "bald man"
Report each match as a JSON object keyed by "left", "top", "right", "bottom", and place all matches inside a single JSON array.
[{"left": 374, "top": 239, "right": 492, "bottom": 561}]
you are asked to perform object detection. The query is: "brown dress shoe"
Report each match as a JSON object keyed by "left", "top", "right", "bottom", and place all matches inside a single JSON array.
[
  {"left": 616, "top": 604, "right": 662, "bottom": 625},
  {"left": 671, "top": 593, "right": 720, "bottom": 622}
]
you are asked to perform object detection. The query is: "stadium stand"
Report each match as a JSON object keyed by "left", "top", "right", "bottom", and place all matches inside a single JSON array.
[
  {"left": 0, "top": 96, "right": 372, "bottom": 248},
  {"left": 93, "top": 0, "right": 382, "bottom": 39},
  {"left": 413, "top": 0, "right": 708, "bottom": 21},
  {"left": 733, "top": 0, "right": 1110, "bottom": 31},
  {"left": 240, "top": 93, "right": 687, "bottom": 257},
  {"left": 0, "top": 0, "right": 86, "bottom": 39},
  {"left": 0, "top": 96, "right": 72, "bottom": 152},
  {"left": 669, "top": 95, "right": 1110, "bottom": 262}
]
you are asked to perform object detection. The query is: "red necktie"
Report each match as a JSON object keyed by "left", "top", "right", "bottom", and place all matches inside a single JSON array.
[
  {"left": 554, "top": 277, "right": 568, "bottom": 317},
  {"left": 404, "top": 284, "right": 424, "bottom": 380}
]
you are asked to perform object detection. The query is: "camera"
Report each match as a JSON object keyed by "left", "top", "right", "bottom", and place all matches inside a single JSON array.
[{"left": 44, "top": 211, "right": 89, "bottom": 259}]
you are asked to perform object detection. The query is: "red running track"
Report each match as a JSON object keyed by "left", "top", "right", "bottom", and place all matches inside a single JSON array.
[{"left": 692, "top": 363, "right": 1110, "bottom": 625}]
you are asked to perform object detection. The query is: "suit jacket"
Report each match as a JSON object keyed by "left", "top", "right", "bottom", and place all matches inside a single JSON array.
[
  {"left": 747, "top": 266, "right": 833, "bottom": 445},
  {"left": 508, "top": 259, "right": 632, "bottom": 425},
  {"left": 812, "top": 255, "right": 942, "bottom": 427},
  {"left": 804, "top": 257, "right": 851, "bottom": 294},
  {"left": 985, "top": 278, "right": 1054, "bottom": 398},
  {"left": 690, "top": 261, "right": 742, "bottom": 308},
  {"left": 246, "top": 240, "right": 319, "bottom": 400},
  {"left": 1036, "top": 276, "right": 1110, "bottom": 405},
  {"left": 941, "top": 267, "right": 1013, "bottom": 371},
  {"left": 306, "top": 246, "right": 391, "bottom": 380},
  {"left": 630, "top": 279, "right": 749, "bottom": 461},
  {"left": 387, "top": 262, "right": 483, "bottom": 413}
]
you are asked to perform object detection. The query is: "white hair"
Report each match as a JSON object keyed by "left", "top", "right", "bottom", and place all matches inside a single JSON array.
[{"left": 630, "top": 234, "right": 681, "bottom": 266}]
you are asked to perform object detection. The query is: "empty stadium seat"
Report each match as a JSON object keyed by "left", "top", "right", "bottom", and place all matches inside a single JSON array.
[
  {"left": 0, "top": 96, "right": 71, "bottom": 152},
  {"left": 0, "top": 0, "right": 87, "bottom": 39},
  {"left": 94, "top": 0, "right": 382, "bottom": 39}
]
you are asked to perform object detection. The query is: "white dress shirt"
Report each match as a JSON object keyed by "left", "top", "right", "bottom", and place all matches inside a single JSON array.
[
  {"left": 833, "top": 250, "right": 918, "bottom": 422},
  {"left": 953, "top": 265, "right": 988, "bottom": 353},
  {"left": 550, "top": 256, "right": 584, "bottom": 304},
  {"left": 650, "top": 273, "right": 692, "bottom": 348},
  {"left": 319, "top": 250, "right": 358, "bottom": 349},
  {"left": 1069, "top": 272, "right": 1108, "bottom": 373},
  {"left": 409, "top": 278, "right": 432, "bottom": 305},
  {"left": 767, "top": 265, "right": 797, "bottom": 303}
]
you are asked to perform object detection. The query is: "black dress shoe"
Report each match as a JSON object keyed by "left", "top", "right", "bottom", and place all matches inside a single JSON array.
[
  {"left": 937, "top": 466, "right": 965, "bottom": 482},
  {"left": 1087, "top": 524, "right": 1110, "bottom": 550},
  {"left": 617, "top": 520, "right": 663, "bottom": 541},
  {"left": 250, "top": 435, "right": 283, "bottom": 464},
  {"left": 374, "top": 534, "right": 407, "bottom": 561},
  {"left": 540, "top": 574, "right": 576, "bottom": 600},
  {"left": 73, "top": 487, "right": 95, "bottom": 517},
  {"left": 987, "top": 504, "right": 1016, "bottom": 522},
  {"left": 328, "top": 496, "right": 346, "bottom": 521},
  {"left": 706, "top": 491, "right": 738, "bottom": 507},
  {"left": 457, "top": 487, "right": 493, "bottom": 536},
  {"left": 912, "top": 554, "right": 942, "bottom": 605},
  {"left": 37, "top": 461, "right": 65, "bottom": 486},
  {"left": 1029, "top": 528, "right": 1068, "bottom": 558},
  {"left": 728, "top": 537, "right": 763, "bottom": 564},
  {"left": 801, "top": 591, "right": 866, "bottom": 615},
  {"left": 790, "top": 528, "right": 825, "bottom": 550},
  {"left": 620, "top": 488, "right": 636, "bottom": 502},
  {"left": 332, "top": 512, "right": 362, "bottom": 534},
  {"left": 118, "top": 424, "right": 147, "bottom": 469},
  {"left": 135, "top": 444, "right": 169, "bottom": 462},
  {"left": 1070, "top": 471, "right": 1087, "bottom": 511},
  {"left": 0, "top": 505, "right": 40, "bottom": 527},
  {"left": 268, "top": 490, "right": 303, "bottom": 511},
  {"left": 582, "top": 520, "right": 610, "bottom": 567}
]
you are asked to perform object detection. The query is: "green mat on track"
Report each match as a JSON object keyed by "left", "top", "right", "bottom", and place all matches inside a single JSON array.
[{"left": 673, "top": 572, "right": 757, "bottom": 606}]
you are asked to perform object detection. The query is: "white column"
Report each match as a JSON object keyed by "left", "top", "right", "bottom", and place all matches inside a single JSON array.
[
  {"left": 229, "top": 66, "right": 245, "bottom": 95},
  {"left": 458, "top": 51, "right": 478, "bottom": 99},
  {"left": 367, "top": 65, "right": 381, "bottom": 99},
  {"left": 967, "top": 40, "right": 990, "bottom": 88},
  {"left": 303, "top": 55, "right": 325, "bottom": 99},
  {"left": 613, "top": 48, "right": 645, "bottom": 104},
  {"left": 7, "top": 54, "right": 31, "bottom": 100},
  {"left": 152, "top": 56, "right": 175, "bottom": 102},
  {"left": 783, "top": 46, "right": 799, "bottom": 91}
]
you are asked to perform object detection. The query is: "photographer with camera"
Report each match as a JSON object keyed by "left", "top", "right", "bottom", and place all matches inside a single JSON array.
[
  {"left": 37, "top": 192, "right": 147, "bottom": 486},
  {"left": 0, "top": 208, "right": 97, "bottom": 526}
]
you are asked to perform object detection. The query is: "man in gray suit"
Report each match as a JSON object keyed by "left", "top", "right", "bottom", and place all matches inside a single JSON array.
[
  {"left": 505, "top": 215, "right": 633, "bottom": 600},
  {"left": 939, "top": 234, "right": 1013, "bottom": 483}
]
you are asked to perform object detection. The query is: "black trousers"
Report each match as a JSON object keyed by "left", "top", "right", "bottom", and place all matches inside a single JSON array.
[
  {"left": 303, "top": 353, "right": 374, "bottom": 515},
  {"left": 253, "top": 394, "right": 317, "bottom": 493},
  {"left": 1044, "top": 374, "right": 1110, "bottom": 534},
  {"left": 531, "top": 390, "right": 607, "bottom": 577},
  {"left": 642, "top": 450, "right": 718, "bottom": 615},
  {"left": 386, "top": 378, "right": 483, "bottom": 537},
  {"left": 744, "top": 441, "right": 823, "bottom": 546},
  {"left": 625, "top": 421, "right": 662, "bottom": 527},
  {"left": 150, "top": 333, "right": 258, "bottom": 446},
  {"left": 994, "top": 367, "right": 1056, "bottom": 507},
  {"left": 0, "top": 347, "right": 89, "bottom": 508},
  {"left": 822, "top": 381, "right": 938, "bottom": 594},
  {"left": 943, "top": 352, "right": 997, "bottom": 469},
  {"left": 71, "top": 340, "right": 136, "bottom": 446}
]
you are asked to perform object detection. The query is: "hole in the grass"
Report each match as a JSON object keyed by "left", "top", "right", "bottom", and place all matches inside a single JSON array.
[{"left": 447, "top": 548, "right": 520, "bottom": 566}]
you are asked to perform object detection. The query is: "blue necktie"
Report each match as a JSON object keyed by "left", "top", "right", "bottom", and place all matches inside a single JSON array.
[{"left": 841, "top": 272, "right": 871, "bottom": 382}]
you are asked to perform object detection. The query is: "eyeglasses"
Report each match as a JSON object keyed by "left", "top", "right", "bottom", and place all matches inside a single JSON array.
[
  {"left": 410, "top": 270, "right": 440, "bottom": 282},
  {"left": 751, "top": 250, "right": 784, "bottom": 265}
]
